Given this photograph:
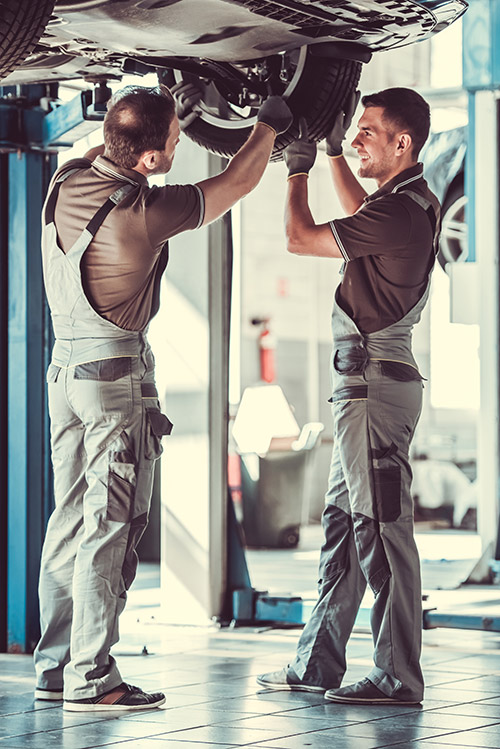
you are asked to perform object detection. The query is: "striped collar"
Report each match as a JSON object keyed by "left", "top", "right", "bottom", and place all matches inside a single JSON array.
[
  {"left": 364, "top": 163, "right": 424, "bottom": 204},
  {"left": 91, "top": 155, "right": 147, "bottom": 187}
]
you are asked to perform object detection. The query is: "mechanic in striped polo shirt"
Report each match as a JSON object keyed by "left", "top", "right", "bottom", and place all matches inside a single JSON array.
[{"left": 258, "top": 88, "right": 441, "bottom": 706}]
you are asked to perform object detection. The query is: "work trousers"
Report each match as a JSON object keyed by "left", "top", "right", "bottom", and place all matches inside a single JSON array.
[
  {"left": 34, "top": 354, "right": 168, "bottom": 699},
  {"left": 291, "top": 360, "right": 424, "bottom": 702}
]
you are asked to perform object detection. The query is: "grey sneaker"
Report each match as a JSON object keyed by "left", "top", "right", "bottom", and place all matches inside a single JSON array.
[
  {"left": 35, "top": 687, "right": 64, "bottom": 701},
  {"left": 324, "top": 678, "right": 421, "bottom": 705},
  {"left": 64, "top": 682, "right": 165, "bottom": 712},
  {"left": 257, "top": 666, "right": 326, "bottom": 693}
]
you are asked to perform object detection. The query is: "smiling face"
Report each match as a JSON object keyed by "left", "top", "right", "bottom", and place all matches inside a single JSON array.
[{"left": 351, "top": 106, "right": 409, "bottom": 186}]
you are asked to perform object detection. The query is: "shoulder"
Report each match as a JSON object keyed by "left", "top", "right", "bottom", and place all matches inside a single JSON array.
[
  {"left": 53, "top": 157, "right": 92, "bottom": 181},
  {"left": 352, "top": 192, "right": 413, "bottom": 229},
  {"left": 140, "top": 182, "right": 204, "bottom": 248},
  {"left": 141, "top": 182, "right": 203, "bottom": 223}
]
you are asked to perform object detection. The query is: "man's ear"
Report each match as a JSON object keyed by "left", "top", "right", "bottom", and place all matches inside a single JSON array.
[
  {"left": 396, "top": 133, "right": 412, "bottom": 156},
  {"left": 138, "top": 150, "right": 157, "bottom": 171}
]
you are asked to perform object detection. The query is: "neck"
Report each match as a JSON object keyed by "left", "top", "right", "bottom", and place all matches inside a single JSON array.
[
  {"left": 133, "top": 164, "right": 150, "bottom": 178},
  {"left": 375, "top": 159, "right": 418, "bottom": 188}
]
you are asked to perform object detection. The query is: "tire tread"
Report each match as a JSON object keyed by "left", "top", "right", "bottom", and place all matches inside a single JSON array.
[{"left": 0, "top": 0, "right": 55, "bottom": 81}]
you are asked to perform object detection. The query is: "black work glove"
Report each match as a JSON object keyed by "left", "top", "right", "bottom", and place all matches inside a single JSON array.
[
  {"left": 283, "top": 118, "right": 317, "bottom": 178},
  {"left": 257, "top": 96, "right": 293, "bottom": 136},
  {"left": 325, "top": 90, "right": 361, "bottom": 157},
  {"left": 171, "top": 81, "right": 203, "bottom": 130}
]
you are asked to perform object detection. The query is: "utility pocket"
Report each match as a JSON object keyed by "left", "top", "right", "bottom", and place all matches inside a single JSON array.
[
  {"left": 372, "top": 443, "right": 401, "bottom": 522},
  {"left": 144, "top": 408, "right": 173, "bottom": 460},
  {"left": 379, "top": 360, "right": 424, "bottom": 382},
  {"left": 333, "top": 335, "right": 368, "bottom": 376},
  {"left": 122, "top": 512, "right": 148, "bottom": 592},
  {"left": 107, "top": 434, "right": 137, "bottom": 522},
  {"left": 74, "top": 356, "right": 133, "bottom": 381},
  {"left": 46, "top": 363, "right": 61, "bottom": 383},
  {"left": 329, "top": 385, "right": 368, "bottom": 404}
]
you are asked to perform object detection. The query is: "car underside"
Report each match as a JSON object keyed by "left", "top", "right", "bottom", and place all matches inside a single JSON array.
[{"left": 0, "top": 0, "right": 468, "bottom": 159}]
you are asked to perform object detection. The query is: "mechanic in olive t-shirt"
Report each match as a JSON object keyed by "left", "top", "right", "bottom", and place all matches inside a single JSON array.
[
  {"left": 52, "top": 154, "right": 204, "bottom": 331},
  {"left": 34, "top": 84, "right": 293, "bottom": 712}
]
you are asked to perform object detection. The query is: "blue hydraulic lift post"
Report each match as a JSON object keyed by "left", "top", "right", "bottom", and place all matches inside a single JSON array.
[
  {"left": 419, "top": 0, "right": 500, "bottom": 633},
  {"left": 1, "top": 83, "right": 105, "bottom": 652},
  {"left": 7, "top": 127, "right": 57, "bottom": 653},
  {"left": 0, "top": 152, "right": 8, "bottom": 652},
  {"left": 462, "top": 0, "right": 500, "bottom": 581}
]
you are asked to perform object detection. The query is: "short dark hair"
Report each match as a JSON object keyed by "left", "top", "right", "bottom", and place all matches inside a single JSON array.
[
  {"left": 361, "top": 87, "right": 430, "bottom": 159},
  {"left": 103, "top": 85, "right": 176, "bottom": 169}
]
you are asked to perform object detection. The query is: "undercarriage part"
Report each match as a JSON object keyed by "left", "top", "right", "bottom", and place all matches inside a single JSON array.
[{"left": 159, "top": 47, "right": 361, "bottom": 161}]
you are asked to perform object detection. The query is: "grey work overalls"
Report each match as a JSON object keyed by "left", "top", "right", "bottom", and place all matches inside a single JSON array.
[
  {"left": 34, "top": 168, "right": 172, "bottom": 699},
  {"left": 291, "top": 190, "right": 438, "bottom": 703}
]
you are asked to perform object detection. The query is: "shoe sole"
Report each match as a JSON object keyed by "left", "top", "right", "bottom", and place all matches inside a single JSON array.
[
  {"left": 63, "top": 696, "right": 166, "bottom": 712},
  {"left": 325, "top": 693, "right": 421, "bottom": 705},
  {"left": 34, "top": 690, "right": 64, "bottom": 701},
  {"left": 256, "top": 677, "right": 325, "bottom": 694}
]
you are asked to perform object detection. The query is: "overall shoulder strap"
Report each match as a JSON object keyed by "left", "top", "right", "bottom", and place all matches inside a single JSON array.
[
  {"left": 84, "top": 184, "right": 135, "bottom": 238},
  {"left": 63, "top": 183, "right": 136, "bottom": 261},
  {"left": 44, "top": 168, "right": 83, "bottom": 225},
  {"left": 399, "top": 189, "right": 440, "bottom": 256}
]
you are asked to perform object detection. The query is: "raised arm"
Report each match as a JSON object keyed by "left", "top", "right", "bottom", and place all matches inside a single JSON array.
[
  {"left": 327, "top": 154, "right": 367, "bottom": 216},
  {"left": 172, "top": 83, "right": 293, "bottom": 227},
  {"left": 196, "top": 112, "right": 287, "bottom": 226},
  {"left": 325, "top": 91, "right": 367, "bottom": 215},
  {"left": 283, "top": 119, "right": 342, "bottom": 259}
]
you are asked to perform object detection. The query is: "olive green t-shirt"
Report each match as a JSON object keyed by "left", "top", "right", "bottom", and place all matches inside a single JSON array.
[{"left": 51, "top": 155, "right": 203, "bottom": 331}]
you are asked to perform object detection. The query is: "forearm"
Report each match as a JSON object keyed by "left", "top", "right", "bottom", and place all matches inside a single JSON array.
[
  {"left": 285, "top": 176, "right": 315, "bottom": 254},
  {"left": 224, "top": 122, "right": 275, "bottom": 195},
  {"left": 285, "top": 175, "right": 343, "bottom": 259},
  {"left": 197, "top": 122, "right": 275, "bottom": 225},
  {"left": 328, "top": 155, "right": 367, "bottom": 215}
]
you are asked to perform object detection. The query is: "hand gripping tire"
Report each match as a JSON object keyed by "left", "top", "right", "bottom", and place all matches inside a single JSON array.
[
  {"left": 0, "top": 0, "right": 55, "bottom": 81},
  {"left": 163, "top": 47, "right": 362, "bottom": 161}
]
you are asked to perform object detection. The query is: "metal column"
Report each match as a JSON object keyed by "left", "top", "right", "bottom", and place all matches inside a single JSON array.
[
  {"left": 6, "top": 145, "right": 57, "bottom": 652},
  {"left": 463, "top": 0, "right": 500, "bottom": 579},
  {"left": 0, "top": 83, "right": 105, "bottom": 652}
]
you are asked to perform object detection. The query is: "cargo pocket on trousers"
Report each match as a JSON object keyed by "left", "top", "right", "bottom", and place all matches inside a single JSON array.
[
  {"left": 107, "top": 437, "right": 137, "bottom": 522},
  {"left": 144, "top": 408, "right": 174, "bottom": 460},
  {"left": 46, "top": 363, "right": 61, "bottom": 383},
  {"left": 74, "top": 357, "right": 133, "bottom": 381},
  {"left": 121, "top": 512, "right": 148, "bottom": 593},
  {"left": 379, "top": 360, "right": 424, "bottom": 382},
  {"left": 333, "top": 335, "right": 369, "bottom": 376},
  {"left": 372, "top": 443, "right": 401, "bottom": 522}
]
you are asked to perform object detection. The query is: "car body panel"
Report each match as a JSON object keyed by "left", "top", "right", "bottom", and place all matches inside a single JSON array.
[
  {"left": 2, "top": 0, "right": 467, "bottom": 84},
  {"left": 422, "top": 126, "right": 466, "bottom": 202}
]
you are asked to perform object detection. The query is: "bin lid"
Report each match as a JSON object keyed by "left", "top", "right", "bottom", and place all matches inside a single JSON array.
[{"left": 232, "top": 385, "right": 300, "bottom": 455}]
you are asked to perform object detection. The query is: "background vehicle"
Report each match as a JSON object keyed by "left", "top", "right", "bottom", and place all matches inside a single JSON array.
[
  {"left": 1, "top": 0, "right": 467, "bottom": 159},
  {"left": 422, "top": 126, "right": 467, "bottom": 270}
]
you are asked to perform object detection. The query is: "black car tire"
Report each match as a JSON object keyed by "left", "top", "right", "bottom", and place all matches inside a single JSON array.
[
  {"left": 164, "top": 50, "right": 362, "bottom": 160},
  {"left": 438, "top": 176, "right": 467, "bottom": 271},
  {"left": 0, "top": 0, "right": 55, "bottom": 81}
]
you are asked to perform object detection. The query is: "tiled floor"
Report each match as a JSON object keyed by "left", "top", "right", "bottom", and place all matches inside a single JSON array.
[{"left": 3, "top": 599, "right": 500, "bottom": 749}]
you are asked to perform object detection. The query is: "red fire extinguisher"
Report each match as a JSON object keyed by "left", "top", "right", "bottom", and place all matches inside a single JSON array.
[{"left": 252, "top": 317, "right": 276, "bottom": 383}]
